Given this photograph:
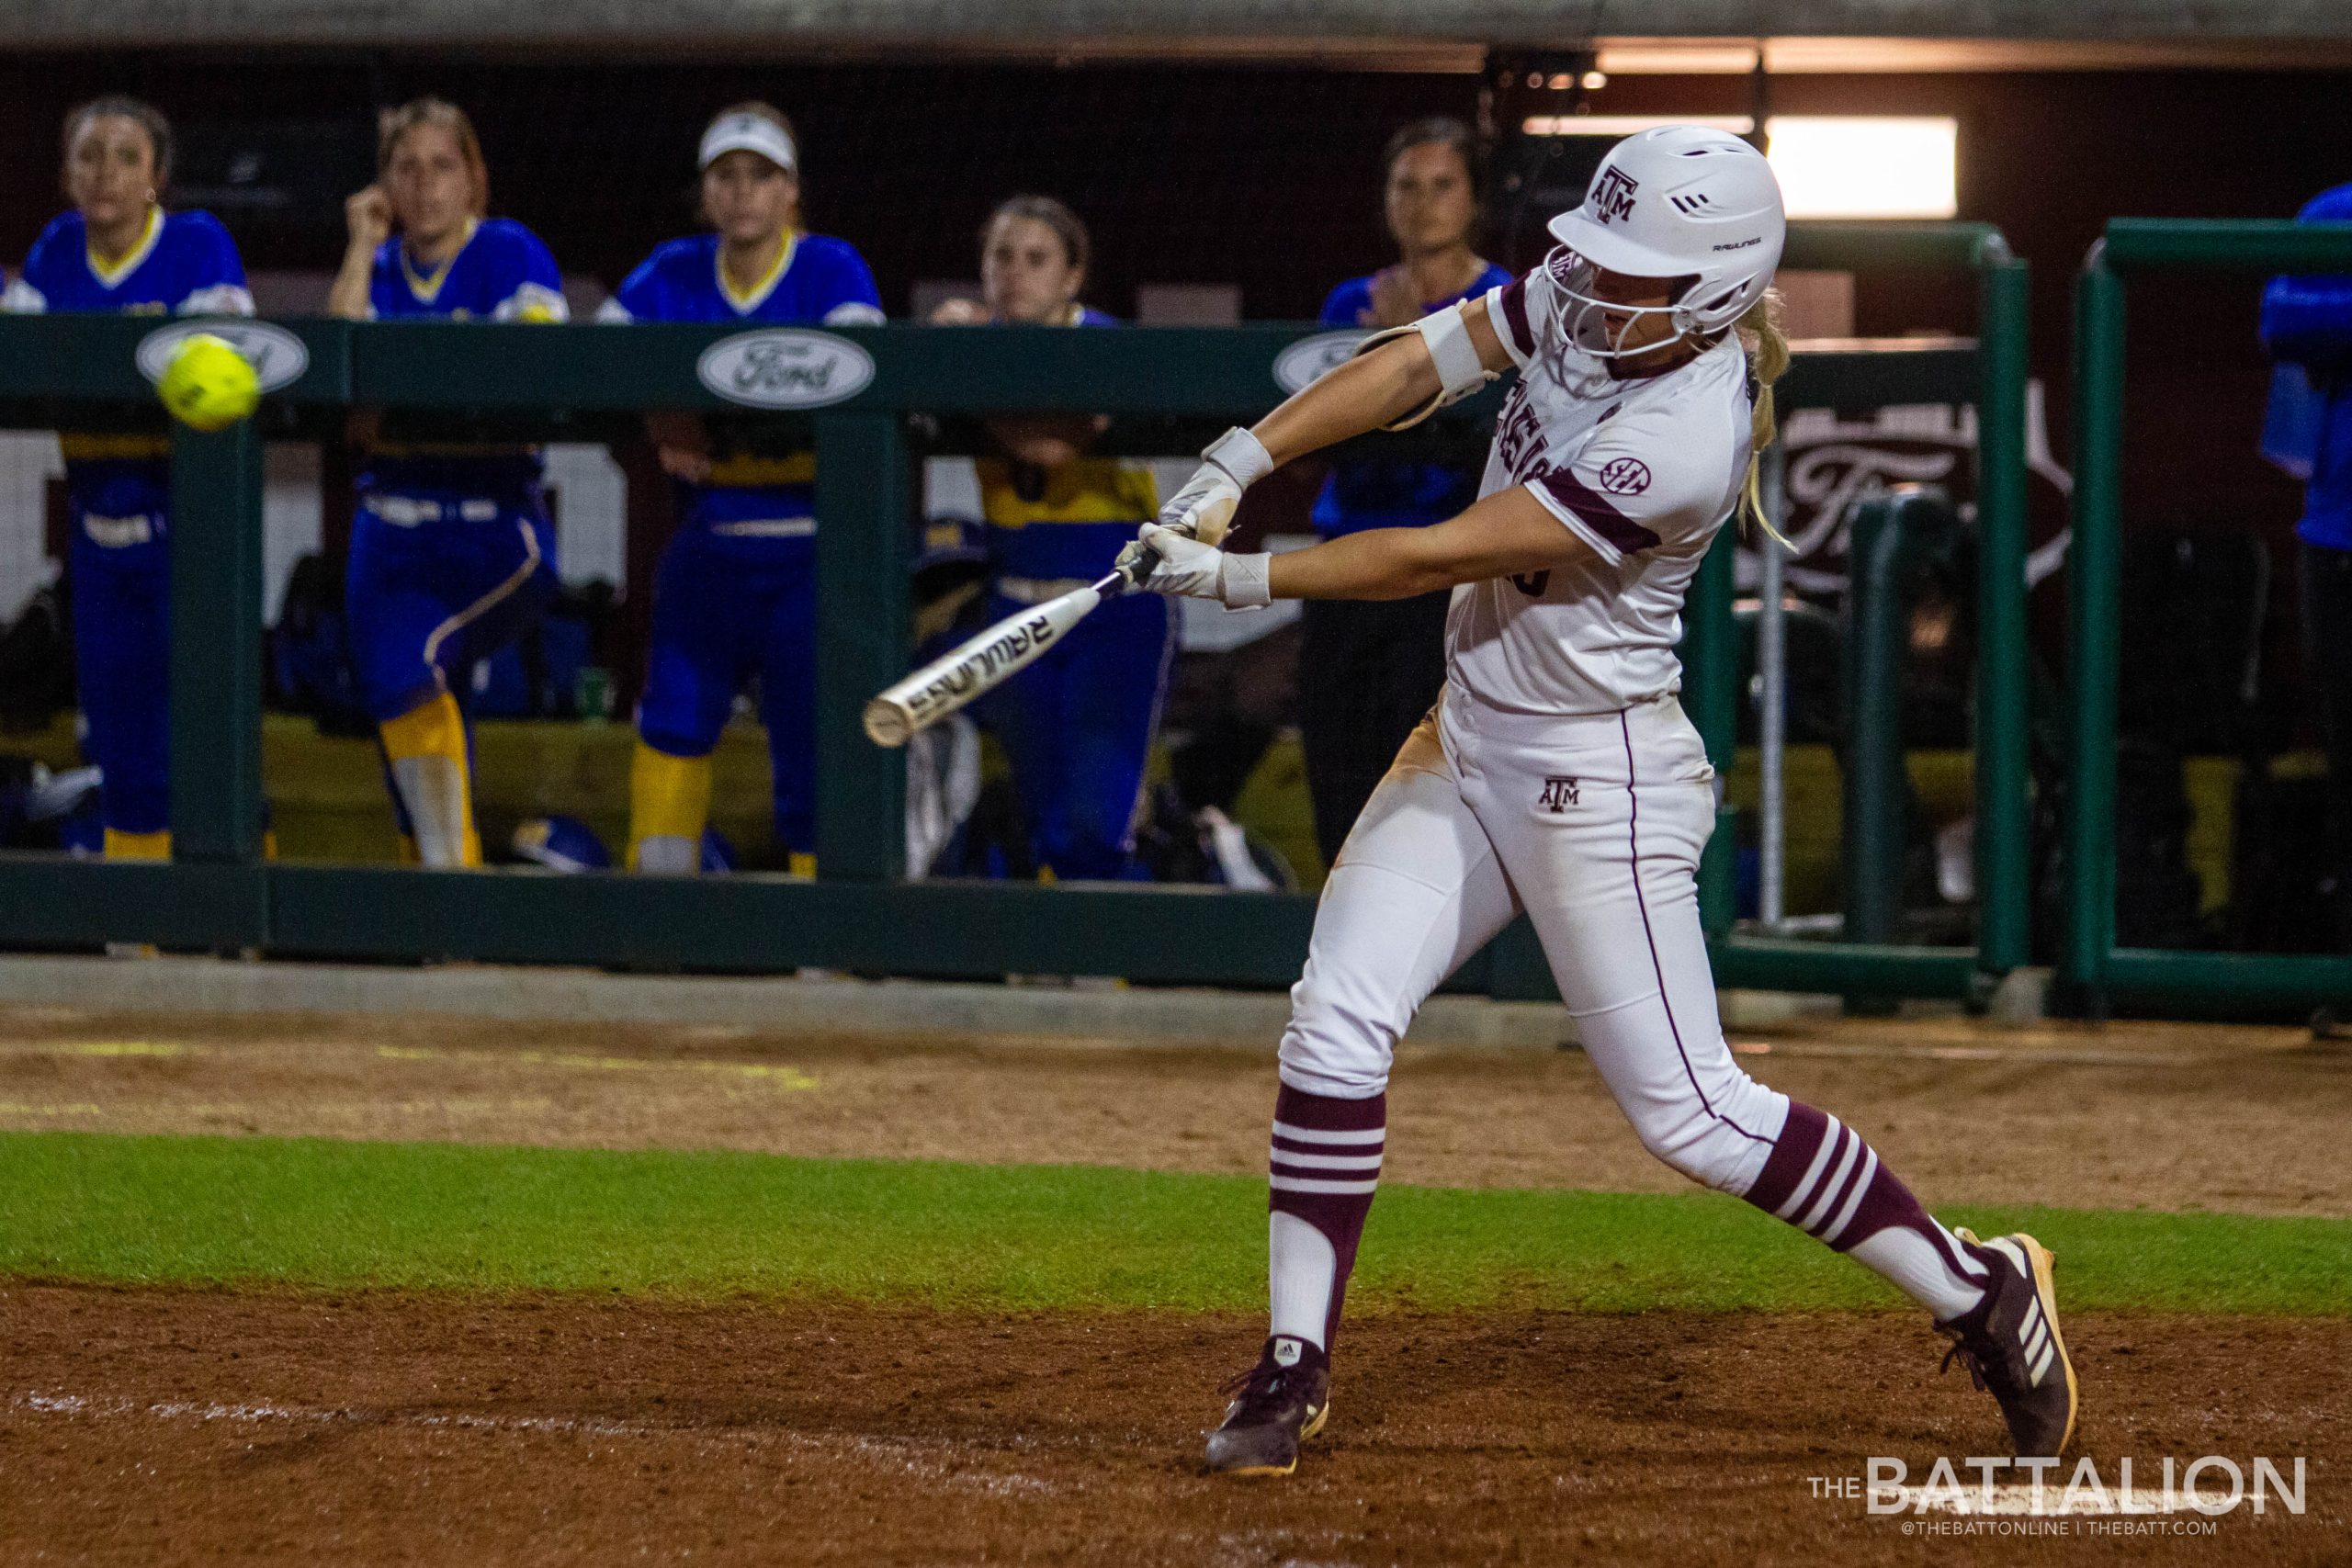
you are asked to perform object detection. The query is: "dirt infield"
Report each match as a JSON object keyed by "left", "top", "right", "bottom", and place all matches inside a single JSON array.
[
  {"left": 2, "top": 1004, "right": 2348, "bottom": 1214},
  {"left": 2, "top": 1283, "right": 2343, "bottom": 1567}
]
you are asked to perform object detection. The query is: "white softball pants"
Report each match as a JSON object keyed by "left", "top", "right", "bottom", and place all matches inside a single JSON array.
[{"left": 1277, "top": 686, "right": 1789, "bottom": 1198}]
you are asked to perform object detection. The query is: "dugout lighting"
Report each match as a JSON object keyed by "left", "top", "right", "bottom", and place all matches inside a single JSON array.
[
  {"left": 1521, "top": 113, "right": 1755, "bottom": 136},
  {"left": 1763, "top": 116, "right": 1958, "bottom": 220}
]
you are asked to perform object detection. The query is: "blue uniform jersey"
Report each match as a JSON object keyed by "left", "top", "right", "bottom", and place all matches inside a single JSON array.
[
  {"left": 359, "top": 218, "right": 567, "bottom": 503},
  {"left": 2, "top": 207, "right": 253, "bottom": 525},
  {"left": 2263, "top": 184, "right": 2352, "bottom": 552},
  {"left": 602, "top": 231, "right": 884, "bottom": 532},
  {"left": 1310, "top": 264, "right": 1511, "bottom": 537}
]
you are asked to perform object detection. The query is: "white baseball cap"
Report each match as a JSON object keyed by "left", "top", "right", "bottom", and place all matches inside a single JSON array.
[{"left": 699, "top": 111, "right": 797, "bottom": 174}]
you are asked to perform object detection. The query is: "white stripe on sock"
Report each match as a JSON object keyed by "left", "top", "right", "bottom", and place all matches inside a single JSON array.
[
  {"left": 1269, "top": 1150, "right": 1385, "bottom": 1172},
  {"left": 1270, "top": 1121, "right": 1386, "bottom": 1147},
  {"left": 1269, "top": 1176, "right": 1381, "bottom": 1195},
  {"left": 1815, "top": 1148, "right": 1880, "bottom": 1246},
  {"left": 1796, "top": 1130, "right": 1864, "bottom": 1237},
  {"left": 2030, "top": 1337, "right": 2055, "bottom": 1384},
  {"left": 1772, "top": 1116, "right": 1847, "bottom": 1221}
]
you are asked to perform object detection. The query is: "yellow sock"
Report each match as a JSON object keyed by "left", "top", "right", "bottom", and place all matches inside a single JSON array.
[
  {"left": 380, "top": 692, "right": 481, "bottom": 868},
  {"left": 103, "top": 829, "right": 171, "bottom": 861},
  {"left": 628, "top": 742, "right": 713, "bottom": 874},
  {"left": 788, "top": 852, "right": 816, "bottom": 878}
]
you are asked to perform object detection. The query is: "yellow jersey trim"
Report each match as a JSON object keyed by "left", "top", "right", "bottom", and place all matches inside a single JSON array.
[
  {"left": 707, "top": 452, "right": 818, "bottom": 487},
  {"left": 61, "top": 434, "right": 170, "bottom": 462},
  {"left": 718, "top": 231, "right": 798, "bottom": 315},
  {"left": 976, "top": 457, "right": 1159, "bottom": 527},
  {"left": 87, "top": 206, "right": 164, "bottom": 289},
  {"left": 400, "top": 218, "right": 480, "bottom": 306}
]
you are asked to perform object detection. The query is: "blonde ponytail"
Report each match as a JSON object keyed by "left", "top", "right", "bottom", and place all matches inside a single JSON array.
[{"left": 1736, "top": 288, "right": 1792, "bottom": 546}]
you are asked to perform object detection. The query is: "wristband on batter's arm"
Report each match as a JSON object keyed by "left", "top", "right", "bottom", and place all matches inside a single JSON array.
[{"left": 1353, "top": 300, "right": 1498, "bottom": 431}]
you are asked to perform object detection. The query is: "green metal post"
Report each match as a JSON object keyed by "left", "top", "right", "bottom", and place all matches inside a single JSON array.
[
  {"left": 1840, "top": 492, "right": 1955, "bottom": 945},
  {"left": 813, "top": 411, "right": 911, "bottom": 882},
  {"left": 1684, "top": 527, "right": 1739, "bottom": 935},
  {"left": 168, "top": 423, "right": 266, "bottom": 863},
  {"left": 2062, "top": 256, "right": 2128, "bottom": 1009},
  {"left": 1973, "top": 256, "right": 2034, "bottom": 976}
]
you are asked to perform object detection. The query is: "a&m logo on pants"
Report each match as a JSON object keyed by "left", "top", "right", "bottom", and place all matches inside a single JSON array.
[{"left": 1538, "top": 776, "right": 1580, "bottom": 813}]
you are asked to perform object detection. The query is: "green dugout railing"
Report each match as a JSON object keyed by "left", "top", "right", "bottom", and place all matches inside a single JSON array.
[
  {"left": 2066, "top": 220, "right": 2352, "bottom": 1014},
  {"left": 0, "top": 220, "right": 2029, "bottom": 998}
]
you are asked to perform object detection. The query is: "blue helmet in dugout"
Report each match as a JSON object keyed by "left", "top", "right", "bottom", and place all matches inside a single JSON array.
[
  {"left": 511, "top": 815, "right": 614, "bottom": 873},
  {"left": 1544, "top": 126, "right": 1785, "bottom": 359}
]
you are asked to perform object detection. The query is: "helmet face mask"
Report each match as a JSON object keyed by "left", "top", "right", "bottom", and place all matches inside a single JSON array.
[{"left": 1544, "top": 246, "right": 1704, "bottom": 362}]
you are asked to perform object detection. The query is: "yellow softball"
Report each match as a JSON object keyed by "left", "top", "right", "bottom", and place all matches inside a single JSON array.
[{"left": 158, "top": 333, "right": 261, "bottom": 432}]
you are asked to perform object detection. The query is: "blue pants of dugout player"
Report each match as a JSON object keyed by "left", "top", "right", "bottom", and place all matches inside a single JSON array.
[
  {"left": 346, "top": 491, "right": 559, "bottom": 868},
  {"left": 68, "top": 483, "right": 173, "bottom": 858},
  {"left": 628, "top": 527, "right": 819, "bottom": 874},
  {"left": 980, "top": 584, "right": 1173, "bottom": 880}
]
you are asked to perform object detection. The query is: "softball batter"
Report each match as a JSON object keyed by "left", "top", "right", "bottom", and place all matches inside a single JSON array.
[{"left": 1125, "top": 128, "right": 2076, "bottom": 1475}]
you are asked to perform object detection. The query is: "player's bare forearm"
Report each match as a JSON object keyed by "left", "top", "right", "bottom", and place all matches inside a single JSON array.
[
  {"left": 1266, "top": 485, "right": 1594, "bottom": 602},
  {"left": 1250, "top": 297, "right": 1515, "bottom": 467},
  {"left": 325, "top": 251, "right": 375, "bottom": 321}
]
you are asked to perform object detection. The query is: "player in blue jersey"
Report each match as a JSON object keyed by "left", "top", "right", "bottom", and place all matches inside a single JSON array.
[
  {"left": 931, "top": 197, "right": 1166, "bottom": 880},
  {"left": 1, "top": 96, "right": 254, "bottom": 862},
  {"left": 1302, "top": 118, "right": 1509, "bottom": 867},
  {"left": 326, "top": 98, "right": 567, "bottom": 867},
  {"left": 599, "top": 103, "right": 884, "bottom": 874}
]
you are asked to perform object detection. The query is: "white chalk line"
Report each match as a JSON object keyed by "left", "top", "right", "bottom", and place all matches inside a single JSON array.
[{"left": 10, "top": 1390, "right": 1055, "bottom": 1496}]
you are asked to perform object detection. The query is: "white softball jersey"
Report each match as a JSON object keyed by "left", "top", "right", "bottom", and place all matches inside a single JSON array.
[{"left": 1445, "top": 257, "right": 1754, "bottom": 716}]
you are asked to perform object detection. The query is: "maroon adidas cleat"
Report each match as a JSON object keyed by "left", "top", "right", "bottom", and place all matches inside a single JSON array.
[
  {"left": 1936, "top": 1229, "right": 2079, "bottom": 1460},
  {"left": 1204, "top": 1335, "right": 1330, "bottom": 1476}
]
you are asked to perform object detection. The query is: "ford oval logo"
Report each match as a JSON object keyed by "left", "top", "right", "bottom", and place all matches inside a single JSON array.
[
  {"left": 697, "top": 329, "right": 876, "bottom": 409},
  {"left": 1272, "top": 330, "right": 1369, "bottom": 395},
  {"left": 135, "top": 320, "right": 310, "bottom": 392}
]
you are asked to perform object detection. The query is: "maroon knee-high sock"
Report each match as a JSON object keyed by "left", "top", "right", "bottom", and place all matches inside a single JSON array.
[
  {"left": 1743, "top": 1100, "right": 1988, "bottom": 1317},
  {"left": 1268, "top": 1083, "right": 1387, "bottom": 1351}
]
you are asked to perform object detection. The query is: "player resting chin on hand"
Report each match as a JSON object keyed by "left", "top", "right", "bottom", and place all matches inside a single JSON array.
[{"left": 1132, "top": 128, "right": 2078, "bottom": 1482}]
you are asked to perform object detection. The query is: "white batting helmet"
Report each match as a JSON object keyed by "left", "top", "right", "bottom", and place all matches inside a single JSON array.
[{"left": 1544, "top": 125, "right": 1785, "bottom": 357}]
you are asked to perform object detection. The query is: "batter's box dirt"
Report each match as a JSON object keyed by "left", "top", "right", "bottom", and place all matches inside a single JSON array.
[{"left": 1, "top": 1285, "right": 2343, "bottom": 1565}]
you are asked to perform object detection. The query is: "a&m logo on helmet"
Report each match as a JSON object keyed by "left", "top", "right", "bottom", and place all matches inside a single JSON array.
[{"left": 1590, "top": 165, "right": 1640, "bottom": 225}]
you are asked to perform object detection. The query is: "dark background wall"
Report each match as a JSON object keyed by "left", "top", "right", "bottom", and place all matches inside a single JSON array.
[{"left": 3, "top": 52, "right": 2346, "bottom": 716}]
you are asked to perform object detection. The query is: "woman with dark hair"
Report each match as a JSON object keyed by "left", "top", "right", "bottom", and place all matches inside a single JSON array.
[
  {"left": 600, "top": 102, "right": 884, "bottom": 874},
  {"left": 931, "top": 196, "right": 1167, "bottom": 880},
  {"left": 327, "top": 97, "right": 566, "bottom": 868},
  {"left": 1, "top": 96, "right": 252, "bottom": 861},
  {"left": 1301, "top": 118, "right": 1510, "bottom": 868}
]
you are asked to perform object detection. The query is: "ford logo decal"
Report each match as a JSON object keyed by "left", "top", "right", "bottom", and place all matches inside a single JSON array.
[
  {"left": 135, "top": 319, "right": 311, "bottom": 392},
  {"left": 697, "top": 329, "right": 876, "bottom": 409},
  {"left": 1272, "top": 330, "right": 1370, "bottom": 395}
]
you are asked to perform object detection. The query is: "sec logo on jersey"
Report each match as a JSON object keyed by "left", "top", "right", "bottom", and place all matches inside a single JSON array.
[{"left": 1599, "top": 457, "right": 1652, "bottom": 495}]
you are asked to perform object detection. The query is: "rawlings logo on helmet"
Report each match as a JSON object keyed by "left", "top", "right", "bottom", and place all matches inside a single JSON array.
[{"left": 1590, "top": 166, "right": 1639, "bottom": 225}]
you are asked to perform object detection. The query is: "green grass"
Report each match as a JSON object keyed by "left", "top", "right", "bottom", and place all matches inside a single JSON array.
[{"left": 2, "top": 1131, "right": 2346, "bottom": 1314}]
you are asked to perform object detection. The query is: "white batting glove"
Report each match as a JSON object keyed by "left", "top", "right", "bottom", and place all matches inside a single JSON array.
[
  {"left": 1128, "top": 524, "right": 1272, "bottom": 610},
  {"left": 1161, "top": 425, "right": 1276, "bottom": 547}
]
